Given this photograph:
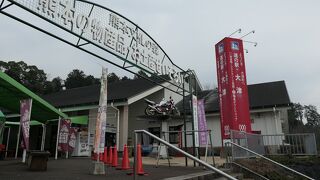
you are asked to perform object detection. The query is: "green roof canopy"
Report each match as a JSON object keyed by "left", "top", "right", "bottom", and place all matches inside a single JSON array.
[
  {"left": 70, "top": 115, "right": 88, "bottom": 125},
  {"left": 5, "top": 120, "right": 43, "bottom": 126},
  {"left": 0, "top": 71, "right": 68, "bottom": 122},
  {"left": 0, "top": 110, "right": 4, "bottom": 121}
]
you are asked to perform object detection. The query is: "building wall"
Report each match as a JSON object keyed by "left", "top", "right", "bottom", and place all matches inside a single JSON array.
[
  {"left": 206, "top": 107, "right": 289, "bottom": 147},
  {"left": 87, "top": 107, "right": 119, "bottom": 153},
  {"left": 127, "top": 89, "right": 164, "bottom": 144}
]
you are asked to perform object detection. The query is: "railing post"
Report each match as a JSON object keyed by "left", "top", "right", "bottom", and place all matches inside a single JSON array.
[
  {"left": 135, "top": 130, "right": 237, "bottom": 180},
  {"left": 312, "top": 133, "right": 318, "bottom": 155},
  {"left": 228, "top": 141, "right": 314, "bottom": 180}
]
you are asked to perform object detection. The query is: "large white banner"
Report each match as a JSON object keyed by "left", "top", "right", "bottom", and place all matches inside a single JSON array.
[{"left": 94, "top": 68, "right": 108, "bottom": 153}]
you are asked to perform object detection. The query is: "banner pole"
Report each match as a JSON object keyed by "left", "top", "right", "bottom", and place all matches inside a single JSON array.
[
  {"left": 55, "top": 116, "right": 61, "bottom": 160},
  {"left": 41, "top": 124, "right": 46, "bottom": 151},
  {"left": 15, "top": 124, "right": 21, "bottom": 159},
  {"left": 5, "top": 127, "right": 10, "bottom": 158}
]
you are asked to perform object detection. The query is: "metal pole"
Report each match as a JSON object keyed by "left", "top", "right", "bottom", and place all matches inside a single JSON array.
[
  {"left": 189, "top": 73, "right": 196, "bottom": 167},
  {"left": 15, "top": 124, "right": 21, "bottom": 159},
  {"left": 135, "top": 130, "right": 237, "bottom": 180},
  {"left": 5, "top": 127, "right": 10, "bottom": 158},
  {"left": 209, "top": 130, "right": 215, "bottom": 166},
  {"left": 133, "top": 132, "right": 138, "bottom": 180},
  {"left": 204, "top": 130, "right": 209, "bottom": 163},
  {"left": 41, "top": 124, "right": 46, "bottom": 151},
  {"left": 55, "top": 116, "right": 61, "bottom": 160},
  {"left": 182, "top": 74, "right": 188, "bottom": 167}
]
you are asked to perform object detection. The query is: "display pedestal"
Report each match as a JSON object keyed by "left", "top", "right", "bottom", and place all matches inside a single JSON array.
[
  {"left": 90, "top": 161, "right": 105, "bottom": 175},
  {"left": 159, "top": 119, "right": 168, "bottom": 158}
]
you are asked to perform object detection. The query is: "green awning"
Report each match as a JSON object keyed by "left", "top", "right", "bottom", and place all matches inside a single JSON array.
[
  {"left": 0, "top": 71, "right": 68, "bottom": 122},
  {"left": 70, "top": 116, "right": 88, "bottom": 125},
  {"left": 5, "top": 120, "right": 43, "bottom": 126}
]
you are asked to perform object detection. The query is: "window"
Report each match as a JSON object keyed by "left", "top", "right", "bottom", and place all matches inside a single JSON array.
[
  {"left": 169, "top": 125, "right": 183, "bottom": 144},
  {"left": 148, "top": 127, "right": 160, "bottom": 144},
  {"left": 250, "top": 118, "right": 255, "bottom": 124}
]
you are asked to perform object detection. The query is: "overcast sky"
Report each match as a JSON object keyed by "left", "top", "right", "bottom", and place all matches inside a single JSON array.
[{"left": 0, "top": 0, "right": 319, "bottom": 109}]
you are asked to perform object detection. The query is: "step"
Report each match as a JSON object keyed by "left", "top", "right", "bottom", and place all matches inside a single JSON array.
[
  {"left": 162, "top": 171, "right": 215, "bottom": 180},
  {"left": 213, "top": 173, "right": 244, "bottom": 180}
]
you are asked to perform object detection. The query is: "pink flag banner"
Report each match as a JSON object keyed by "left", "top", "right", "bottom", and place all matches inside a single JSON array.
[
  {"left": 58, "top": 119, "right": 71, "bottom": 152},
  {"left": 197, "top": 99, "right": 208, "bottom": 145},
  {"left": 68, "top": 128, "right": 77, "bottom": 152},
  {"left": 20, "top": 99, "right": 32, "bottom": 150}
]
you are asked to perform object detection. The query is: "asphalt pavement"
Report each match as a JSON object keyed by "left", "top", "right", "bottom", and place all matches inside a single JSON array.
[{"left": 0, "top": 157, "right": 210, "bottom": 180}]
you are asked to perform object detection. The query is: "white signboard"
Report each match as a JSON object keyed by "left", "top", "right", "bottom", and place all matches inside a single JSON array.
[
  {"left": 192, "top": 95, "right": 199, "bottom": 147},
  {"left": 8, "top": 0, "right": 183, "bottom": 84}
]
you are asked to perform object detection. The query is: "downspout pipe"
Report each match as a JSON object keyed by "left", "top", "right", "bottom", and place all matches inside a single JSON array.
[{"left": 111, "top": 102, "right": 120, "bottom": 150}]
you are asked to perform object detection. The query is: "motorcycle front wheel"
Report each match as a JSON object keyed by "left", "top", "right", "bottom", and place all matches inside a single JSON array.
[{"left": 145, "top": 107, "right": 155, "bottom": 116}]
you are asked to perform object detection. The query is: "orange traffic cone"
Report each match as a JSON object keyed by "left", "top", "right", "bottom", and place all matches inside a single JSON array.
[
  {"left": 103, "top": 147, "right": 108, "bottom": 164},
  {"left": 136, "top": 144, "right": 147, "bottom": 175},
  {"left": 107, "top": 147, "right": 113, "bottom": 165},
  {"left": 116, "top": 144, "right": 131, "bottom": 170},
  {"left": 112, "top": 145, "right": 118, "bottom": 167}
]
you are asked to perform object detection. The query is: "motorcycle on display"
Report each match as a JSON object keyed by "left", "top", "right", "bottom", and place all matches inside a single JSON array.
[{"left": 144, "top": 97, "right": 180, "bottom": 116}]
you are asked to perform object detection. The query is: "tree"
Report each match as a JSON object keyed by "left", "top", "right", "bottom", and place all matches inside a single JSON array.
[
  {"left": 121, "top": 76, "right": 130, "bottom": 81},
  {"left": 0, "top": 61, "right": 48, "bottom": 94},
  {"left": 133, "top": 70, "right": 149, "bottom": 79},
  {"left": 288, "top": 103, "right": 305, "bottom": 132},
  {"left": 304, "top": 105, "right": 320, "bottom": 127},
  {"left": 44, "top": 77, "right": 63, "bottom": 94},
  {"left": 65, "top": 69, "right": 100, "bottom": 89},
  {"left": 107, "top": 72, "right": 120, "bottom": 83}
]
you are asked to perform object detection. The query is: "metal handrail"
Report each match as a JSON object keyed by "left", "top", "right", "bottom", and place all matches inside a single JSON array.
[
  {"left": 225, "top": 141, "right": 314, "bottom": 180},
  {"left": 134, "top": 130, "right": 237, "bottom": 180}
]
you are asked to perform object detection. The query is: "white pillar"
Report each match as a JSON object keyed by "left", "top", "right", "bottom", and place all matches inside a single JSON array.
[
  {"left": 22, "top": 149, "right": 26, "bottom": 163},
  {"left": 15, "top": 124, "right": 21, "bottom": 159},
  {"left": 119, "top": 105, "right": 129, "bottom": 150},
  {"left": 55, "top": 117, "right": 61, "bottom": 160}
]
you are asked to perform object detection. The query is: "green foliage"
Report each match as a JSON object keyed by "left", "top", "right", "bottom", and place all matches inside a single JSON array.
[
  {"left": 43, "top": 77, "right": 63, "bottom": 94},
  {"left": 288, "top": 103, "right": 305, "bottom": 132},
  {"left": 133, "top": 70, "right": 149, "bottom": 79},
  {"left": 0, "top": 61, "right": 48, "bottom": 94},
  {"left": 121, "top": 76, "right": 130, "bottom": 81},
  {"left": 304, "top": 105, "right": 320, "bottom": 127},
  {"left": 107, "top": 72, "right": 120, "bottom": 83},
  {"left": 65, "top": 69, "right": 100, "bottom": 89}
]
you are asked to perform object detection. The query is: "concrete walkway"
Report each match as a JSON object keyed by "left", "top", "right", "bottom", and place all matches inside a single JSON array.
[{"left": 0, "top": 157, "right": 225, "bottom": 180}]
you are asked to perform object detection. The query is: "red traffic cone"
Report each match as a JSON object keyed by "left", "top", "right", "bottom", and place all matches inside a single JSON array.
[
  {"left": 117, "top": 144, "right": 131, "bottom": 170},
  {"left": 107, "top": 147, "right": 113, "bottom": 165},
  {"left": 91, "top": 152, "right": 97, "bottom": 161},
  {"left": 137, "top": 144, "right": 147, "bottom": 175},
  {"left": 112, "top": 145, "right": 118, "bottom": 167},
  {"left": 103, "top": 147, "right": 108, "bottom": 164},
  {"left": 99, "top": 152, "right": 104, "bottom": 161}
]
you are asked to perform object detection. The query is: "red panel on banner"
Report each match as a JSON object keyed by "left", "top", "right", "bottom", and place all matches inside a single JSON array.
[{"left": 215, "top": 37, "right": 252, "bottom": 141}]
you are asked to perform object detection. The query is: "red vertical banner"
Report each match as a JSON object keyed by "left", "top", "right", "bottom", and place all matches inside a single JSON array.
[
  {"left": 68, "top": 128, "right": 77, "bottom": 152},
  {"left": 215, "top": 37, "right": 252, "bottom": 141},
  {"left": 20, "top": 99, "right": 32, "bottom": 150},
  {"left": 58, "top": 119, "right": 71, "bottom": 152}
]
